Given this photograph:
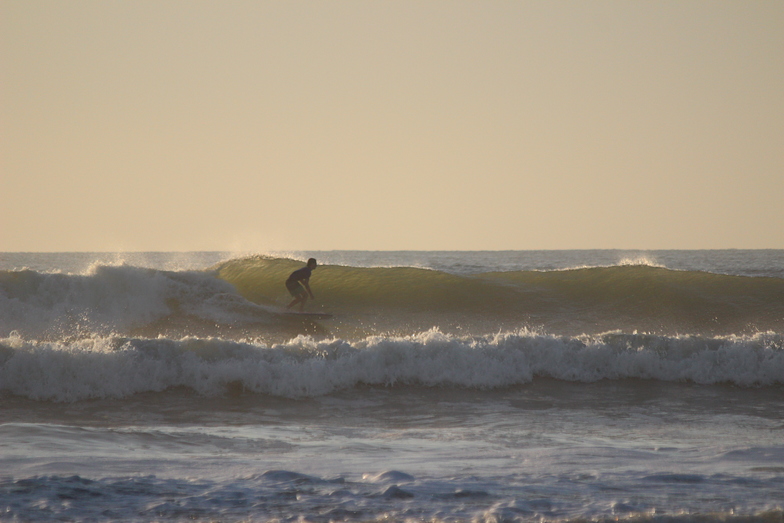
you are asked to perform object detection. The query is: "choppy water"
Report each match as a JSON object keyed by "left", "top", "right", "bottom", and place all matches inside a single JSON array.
[{"left": 1, "top": 250, "right": 783, "bottom": 522}]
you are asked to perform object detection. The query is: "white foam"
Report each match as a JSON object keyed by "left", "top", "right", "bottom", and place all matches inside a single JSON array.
[
  {"left": 1, "top": 330, "right": 782, "bottom": 402},
  {"left": 0, "top": 265, "right": 271, "bottom": 339},
  {"left": 617, "top": 255, "right": 666, "bottom": 268}
]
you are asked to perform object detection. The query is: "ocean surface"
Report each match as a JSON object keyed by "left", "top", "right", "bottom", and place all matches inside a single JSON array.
[{"left": 1, "top": 250, "right": 783, "bottom": 522}]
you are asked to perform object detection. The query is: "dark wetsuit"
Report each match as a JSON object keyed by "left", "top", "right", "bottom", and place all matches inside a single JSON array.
[{"left": 286, "top": 266, "right": 312, "bottom": 297}]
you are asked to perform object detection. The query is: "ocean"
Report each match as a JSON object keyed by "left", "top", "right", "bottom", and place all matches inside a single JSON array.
[{"left": 1, "top": 250, "right": 783, "bottom": 522}]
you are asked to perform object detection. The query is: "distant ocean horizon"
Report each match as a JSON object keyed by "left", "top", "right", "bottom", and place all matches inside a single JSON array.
[{"left": 2, "top": 250, "right": 783, "bottom": 521}]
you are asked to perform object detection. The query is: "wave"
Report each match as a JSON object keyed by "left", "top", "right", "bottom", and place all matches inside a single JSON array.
[
  {"left": 217, "top": 256, "right": 784, "bottom": 336},
  {"left": 0, "top": 264, "right": 286, "bottom": 340},
  {"left": 2, "top": 256, "right": 784, "bottom": 342},
  {"left": 1, "top": 330, "right": 782, "bottom": 402}
]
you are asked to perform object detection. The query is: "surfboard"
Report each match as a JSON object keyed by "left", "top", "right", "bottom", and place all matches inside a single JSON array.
[{"left": 278, "top": 311, "right": 333, "bottom": 319}]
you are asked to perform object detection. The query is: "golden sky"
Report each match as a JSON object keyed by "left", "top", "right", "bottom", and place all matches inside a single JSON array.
[{"left": 2, "top": 1, "right": 782, "bottom": 251}]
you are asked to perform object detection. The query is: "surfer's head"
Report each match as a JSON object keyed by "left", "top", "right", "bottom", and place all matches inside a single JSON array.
[{"left": 307, "top": 258, "right": 317, "bottom": 270}]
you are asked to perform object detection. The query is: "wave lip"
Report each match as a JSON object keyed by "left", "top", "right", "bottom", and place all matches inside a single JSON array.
[{"left": 1, "top": 330, "right": 782, "bottom": 403}]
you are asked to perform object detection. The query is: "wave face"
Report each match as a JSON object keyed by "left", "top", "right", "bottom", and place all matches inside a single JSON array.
[
  {"left": 2, "top": 330, "right": 783, "bottom": 402},
  {"left": 217, "top": 256, "right": 784, "bottom": 336}
]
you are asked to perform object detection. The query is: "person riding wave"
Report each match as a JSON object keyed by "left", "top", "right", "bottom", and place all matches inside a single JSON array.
[{"left": 286, "top": 258, "right": 317, "bottom": 312}]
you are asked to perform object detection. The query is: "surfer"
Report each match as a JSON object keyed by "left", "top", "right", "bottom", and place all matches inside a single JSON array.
[{"left": 286, "top": 258, "right": 317, "bottom": 312}]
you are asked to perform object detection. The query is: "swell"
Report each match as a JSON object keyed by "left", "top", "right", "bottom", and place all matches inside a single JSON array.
[
  {"left": 2, "top": 257, "right": 783, "bottom": 341},
  {"left": 2, "top": 330, "right": 782, "bottom": 402},
  {"left": 217, "top": 256, "right": 784, "bottom": 335}
]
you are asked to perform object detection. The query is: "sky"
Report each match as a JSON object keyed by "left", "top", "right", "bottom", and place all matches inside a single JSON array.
[{"left": 2, "top": 1, "right": 783, "bottom": 252}]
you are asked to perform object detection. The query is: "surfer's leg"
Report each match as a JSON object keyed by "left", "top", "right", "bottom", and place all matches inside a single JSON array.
[
  {"left": 298, "top": 294, "right": 309, "bottom": 312},
  {"left": 287, "top": 296, "right": 302, "bottom": 309},
  {"left": 287, "top": 284, "right": 308, "bottom": 310}
]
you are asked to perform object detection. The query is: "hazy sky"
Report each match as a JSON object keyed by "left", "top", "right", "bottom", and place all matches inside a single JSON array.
[{"left": 2, "top": 1, "right": 782, "bottom": 251}]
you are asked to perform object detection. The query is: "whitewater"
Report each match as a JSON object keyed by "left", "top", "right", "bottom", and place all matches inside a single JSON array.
[{"left": 1, "top": 250, "right": 783, "bottom": 522}]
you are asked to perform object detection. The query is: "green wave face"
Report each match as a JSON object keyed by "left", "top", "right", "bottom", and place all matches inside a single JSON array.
[{"left": 216, "top": 257, "right": 784, "bottom": 337}]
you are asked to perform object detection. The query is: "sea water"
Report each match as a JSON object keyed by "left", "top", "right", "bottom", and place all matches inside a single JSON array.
[{"left": 1, "top": 250, "right": 783, "bottom": 522}]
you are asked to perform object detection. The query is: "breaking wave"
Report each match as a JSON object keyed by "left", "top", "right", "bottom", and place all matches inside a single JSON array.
[
  {"left": 1, "top": 330, "right": 782, "bottom": 402},
  {"left": 2, "top": 254, "right": 783, "bottom": 343},
  {"left": 217, "top": 256, "right": 784, "bottom": 335}
]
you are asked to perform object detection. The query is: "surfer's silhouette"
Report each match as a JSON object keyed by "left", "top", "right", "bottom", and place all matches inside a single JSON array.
[{"left": 286, "top": 258, "right": 317, "bottom": 312}]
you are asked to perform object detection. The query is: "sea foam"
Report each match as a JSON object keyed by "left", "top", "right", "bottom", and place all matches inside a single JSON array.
[
  {"left": 0, "top": 264, "right": 275, "bottom": 339},
  {"left": 1, "top": 330, "right": 782, "bottom": 402}
]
